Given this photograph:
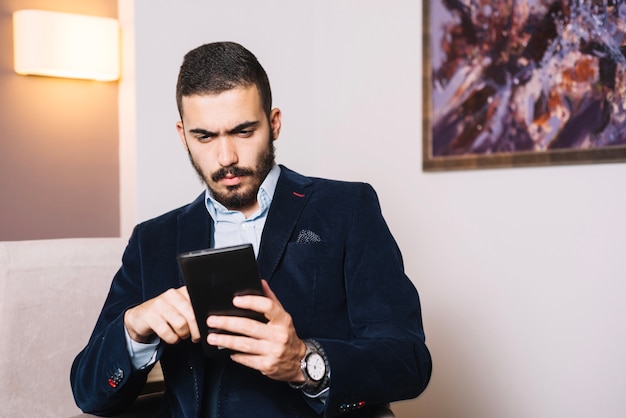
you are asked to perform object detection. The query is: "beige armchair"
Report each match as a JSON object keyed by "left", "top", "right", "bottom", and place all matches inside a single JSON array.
[
  {"left": 0, "top": 238, "right": 394, "bottom": 418},
  {"left": 0, "top": 238, "right": 126, "bottom": 417}
]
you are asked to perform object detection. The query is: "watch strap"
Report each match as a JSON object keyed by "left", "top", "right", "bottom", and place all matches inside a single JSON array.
[{"left": 289, "top": 339, "right": 330, "bottom": 394}]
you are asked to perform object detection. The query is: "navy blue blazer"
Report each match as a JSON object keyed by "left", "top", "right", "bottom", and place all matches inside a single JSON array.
[{"left": 71, "top": 166, "right": 431, "bottom": 417}]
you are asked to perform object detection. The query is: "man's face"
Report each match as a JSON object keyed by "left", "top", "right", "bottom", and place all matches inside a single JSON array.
[{"left": 176, "top": 85, "right": 281, "bottom": 216}]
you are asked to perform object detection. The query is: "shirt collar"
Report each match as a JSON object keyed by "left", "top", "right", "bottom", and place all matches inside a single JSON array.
[{"left": 204, "top": 164, "right": 281, "bottom": 221}]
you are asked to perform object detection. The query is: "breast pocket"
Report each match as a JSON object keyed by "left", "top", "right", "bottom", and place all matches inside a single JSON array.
[{"left": 275, "top": 242, "right": 347, "bottom": 336}]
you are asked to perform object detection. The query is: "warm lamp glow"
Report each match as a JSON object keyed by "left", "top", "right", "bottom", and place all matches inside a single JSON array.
[{"left": 13, "top": 10, "right": 120, "bottom": 82}]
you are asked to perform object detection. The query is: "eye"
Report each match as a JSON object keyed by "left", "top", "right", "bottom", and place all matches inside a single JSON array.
[
  {"left": 196, "top": 133, "right": 215, "bottom": 143},
  {"left": 237, "top": 129, "right": 254, "bottom": 138}
]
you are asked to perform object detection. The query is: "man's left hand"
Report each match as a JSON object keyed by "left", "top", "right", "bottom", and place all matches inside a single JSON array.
[{"left": 206, "top": 280, "right": 307, "bottom": 382}]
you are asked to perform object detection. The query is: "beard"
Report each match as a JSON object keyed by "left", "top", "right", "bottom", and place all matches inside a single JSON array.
[{"left": 188, "top": 134, "right": 276, "bottom": 210}]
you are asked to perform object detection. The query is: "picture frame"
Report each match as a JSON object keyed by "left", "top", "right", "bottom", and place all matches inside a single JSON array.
[{"left": 423, "top": 1, "right": 626, "bottom": 171}]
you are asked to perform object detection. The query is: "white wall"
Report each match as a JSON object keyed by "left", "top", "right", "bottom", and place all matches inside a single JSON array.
[{"left": 121, "top": 1, "right": 626, "bottom": 417}]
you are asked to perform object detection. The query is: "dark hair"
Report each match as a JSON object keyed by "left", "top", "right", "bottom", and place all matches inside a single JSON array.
[{"left": 175, "top": 42, "right": 272, "bottom": 118}]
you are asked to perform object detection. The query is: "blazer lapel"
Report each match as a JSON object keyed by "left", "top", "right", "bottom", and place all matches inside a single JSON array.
[
  {"left": 176, "top": 193, "right": 212, "bottom": 285},
  {"left": 175, "top": 168, "right": 313, "bottom": 283},
  {"left": 257, "top": 166, "right": 313, "bottom": 281}
]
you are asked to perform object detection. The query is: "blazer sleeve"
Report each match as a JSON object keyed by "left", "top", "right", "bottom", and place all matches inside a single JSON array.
[
  {"left": 319, "top": 184, "right": 432, "bottom": 416},
  {"left": 70, "top": 228, "right": 156, "bottom": 416}
]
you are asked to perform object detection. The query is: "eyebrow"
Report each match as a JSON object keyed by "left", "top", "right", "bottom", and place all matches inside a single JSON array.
[{"left": 188, "top": 120, "right": 260, "bottom": 137}]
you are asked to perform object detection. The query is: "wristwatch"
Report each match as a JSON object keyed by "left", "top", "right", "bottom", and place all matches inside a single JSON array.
[{"left": 289, "top": 339, "right": 330, "bottom": 394}]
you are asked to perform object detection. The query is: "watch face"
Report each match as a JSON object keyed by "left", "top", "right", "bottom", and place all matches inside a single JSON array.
[{"left": 306, "top": 352, "right": 326, "bottom": 381}]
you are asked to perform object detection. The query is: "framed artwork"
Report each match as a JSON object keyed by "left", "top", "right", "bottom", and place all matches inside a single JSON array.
[{"left": 423, "top": 0, "right": 626, "bottom": 171}]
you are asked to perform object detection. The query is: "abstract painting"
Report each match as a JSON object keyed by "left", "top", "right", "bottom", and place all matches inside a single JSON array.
[{"left": 423, "top": 0, "right": 626, "bottom": 170}]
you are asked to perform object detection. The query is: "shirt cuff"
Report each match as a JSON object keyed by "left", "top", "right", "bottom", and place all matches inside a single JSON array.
[
  {"left": 301, "top": 387, "right": 330, "bottom": 413},
  {"left": 124, "top": 326, "right": 160, "bottom": 370}
]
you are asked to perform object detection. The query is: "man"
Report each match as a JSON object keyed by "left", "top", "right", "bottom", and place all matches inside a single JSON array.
[{"left": 71, "top": 41, "right": 431, "bottom": 417}]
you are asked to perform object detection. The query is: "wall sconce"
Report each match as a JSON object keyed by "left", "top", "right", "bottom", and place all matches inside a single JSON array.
[{"left": 13, "top": 10, "right": 120, "bottom": 82}]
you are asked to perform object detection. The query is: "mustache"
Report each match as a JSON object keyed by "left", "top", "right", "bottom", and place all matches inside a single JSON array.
[{"left": 210, "top": 166, "right": 254, "bottom": 182}]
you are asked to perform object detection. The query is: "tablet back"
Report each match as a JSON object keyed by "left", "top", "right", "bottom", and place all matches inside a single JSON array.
[{"left": 177, "top": 243, "right": 266, "bottom": 356}]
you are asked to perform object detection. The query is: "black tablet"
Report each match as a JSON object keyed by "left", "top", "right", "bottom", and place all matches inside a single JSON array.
[{"left": 177, "top": 243, "right": 267, "bottom": 356}]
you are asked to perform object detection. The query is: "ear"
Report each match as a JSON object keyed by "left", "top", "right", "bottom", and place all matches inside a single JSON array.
[
  {"left": 269, "top": 108, "right": 282, "bottom": 141},
  {"left": 176, "top": 120, "right": 189, "bottom": 150}
]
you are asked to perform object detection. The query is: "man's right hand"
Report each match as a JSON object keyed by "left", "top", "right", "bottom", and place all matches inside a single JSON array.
[{"left": 124, "top": 286, "right": 201, "bottom": 344}]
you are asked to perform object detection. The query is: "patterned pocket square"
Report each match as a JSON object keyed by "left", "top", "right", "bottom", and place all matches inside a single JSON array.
[{"left": 296, "top": 229, "right": 322, "bottom": 243}]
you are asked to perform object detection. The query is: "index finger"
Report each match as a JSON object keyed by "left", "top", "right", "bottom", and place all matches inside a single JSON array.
[
  {"left": 232, "top": 280, "right": 284, "bottom": 320},
  {"left": 176, "top": 286, "right": 202, "bottom": 342}
]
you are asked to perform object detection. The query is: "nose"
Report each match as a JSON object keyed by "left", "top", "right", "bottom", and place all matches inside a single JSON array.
[{"left": 217, "top": 137, "right": 238, "bottom": 167}]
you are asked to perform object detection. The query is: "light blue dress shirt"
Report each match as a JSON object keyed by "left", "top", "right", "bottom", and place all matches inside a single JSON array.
[{"left": 204, "top": 163, "right": 280, "bottom": 256}]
